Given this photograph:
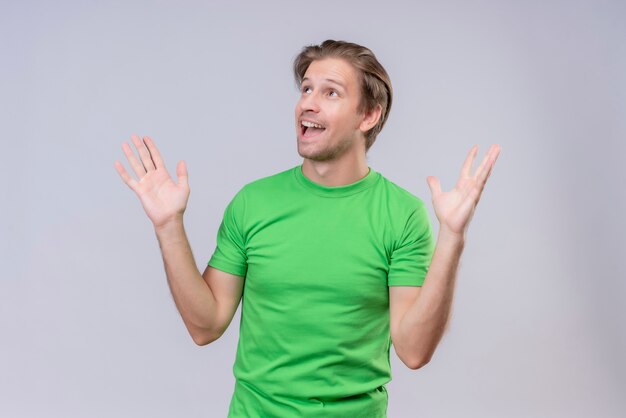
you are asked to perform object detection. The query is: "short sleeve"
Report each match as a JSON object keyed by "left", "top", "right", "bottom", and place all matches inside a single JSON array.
[
  {"left": 387, "top": 201, "right": 435, "bottom": 287},
  {"left": 207, "top": 187, "right": 248, "bottom": 277}
]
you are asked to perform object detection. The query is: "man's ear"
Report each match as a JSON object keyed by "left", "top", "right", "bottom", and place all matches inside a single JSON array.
[{"left": 359, "top": 104, "right": 382, "bottom": 133}]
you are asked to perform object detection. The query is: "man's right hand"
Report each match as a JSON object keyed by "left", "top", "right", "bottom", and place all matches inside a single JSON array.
[{"left": 114, "top": 134, "right": 190, "bottom": 230}]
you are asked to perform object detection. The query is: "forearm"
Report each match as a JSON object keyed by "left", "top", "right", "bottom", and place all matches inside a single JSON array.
[
  {"left": 155, "top": 218, "right": 219, "bottom": 344},
  {"left": 397, "top": 227, "right": 465, "bottom": 367}
]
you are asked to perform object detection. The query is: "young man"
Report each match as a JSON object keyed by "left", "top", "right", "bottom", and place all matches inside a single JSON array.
[{"left": 115, "top": 39, "right": 500, "bottom": 417}]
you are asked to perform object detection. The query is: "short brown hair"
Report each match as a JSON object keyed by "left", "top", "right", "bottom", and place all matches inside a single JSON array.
[{"left": 293, "top": 39, "right": 393, "bottom": 153}]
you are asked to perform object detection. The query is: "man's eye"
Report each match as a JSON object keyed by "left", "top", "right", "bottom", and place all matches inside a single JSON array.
[
  {"left": 302, "top": 86, "right": 312, "bottom": 93},
  {"left": 329, "top": 90, "right": 338, "bottom": 97}
]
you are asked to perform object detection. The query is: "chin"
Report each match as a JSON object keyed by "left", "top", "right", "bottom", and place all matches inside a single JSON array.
[
  {"left": 296, "top": 144, "right": 323, "bottom": 161},
  {"left": 298, "top": 145, "right": 347, "bottom": 162}
]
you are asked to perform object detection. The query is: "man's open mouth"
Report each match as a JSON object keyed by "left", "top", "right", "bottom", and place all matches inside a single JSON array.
[{"left": 301, "top": 120, "right": 326, "bottom": 139}]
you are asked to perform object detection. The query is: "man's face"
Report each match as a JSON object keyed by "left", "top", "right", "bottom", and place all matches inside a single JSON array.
[{"left": 295, "top": 57, "right": 366, "bottom": 161}]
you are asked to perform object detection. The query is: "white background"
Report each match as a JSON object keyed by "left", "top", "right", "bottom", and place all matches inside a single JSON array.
[{"left": 1, "top": 0, "right": 624, "bottom": 417}]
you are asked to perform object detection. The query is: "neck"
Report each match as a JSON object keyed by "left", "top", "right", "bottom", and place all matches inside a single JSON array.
[{"left": 301, "top": 152, "right": 369, "bottom": 187}]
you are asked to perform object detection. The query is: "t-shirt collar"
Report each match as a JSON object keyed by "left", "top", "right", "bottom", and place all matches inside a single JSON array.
[{"left": 293, "top": 163, "right": 379, "bottom": 197}]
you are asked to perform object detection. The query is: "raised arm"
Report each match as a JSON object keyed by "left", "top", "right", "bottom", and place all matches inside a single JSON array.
[
  {"left": 114, "top": 135, "right": 243, "bottom": 345},
  {"left": 391, "top": 144, "right": 501, "bottom": 368}
]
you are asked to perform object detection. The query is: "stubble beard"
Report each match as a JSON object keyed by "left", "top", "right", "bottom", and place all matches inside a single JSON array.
[{"left": 297, "top": 133, "right": 354, "bottom": 162}]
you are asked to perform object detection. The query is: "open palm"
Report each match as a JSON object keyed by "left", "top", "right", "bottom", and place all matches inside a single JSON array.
[
  {"left": 426, "top": 144, "right": 501, "bottom": 237},
  {"left": 114, "top": 135, "right": 190, "bottom": 229}
]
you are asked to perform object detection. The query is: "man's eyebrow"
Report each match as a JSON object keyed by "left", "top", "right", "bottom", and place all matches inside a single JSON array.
[{"left": 301, "top": 77, "right": 346, "bottom": 90}]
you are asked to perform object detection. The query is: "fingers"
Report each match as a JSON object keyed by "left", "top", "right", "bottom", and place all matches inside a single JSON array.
[
  {"left": 473, "top": 144, "right": 500, "bottom": 200},
  {"left": 143, "top": 136, "right": 165, "bottom": 169},
  {"left": 483, "top": 148, "right": 499, "bottom": 184},
  {"left": 472, "top": 145, "right": 493, "bottom": 181},
  {"left": 426, "top": 176, "right": 441, "bottom": 198},
  {"left": 131, "top": 134, "right": 157, "bottom": 172},
  {"left": 122, "top": 140, "right": 147, "bottom": 179},
  {"left": 176, "top": 160, "right": 189, "bottom": 187},
  {"left": 120, "top": 134, "right": 160, "bottom": 180},
  {"left": 114, "top": 160, "right": 139, "bottom": 192},
  {"left": 473, "top": 144, "right": 500, "bottom": 183},
  {"left": 461, "top": 145, "right": 479, "bottom": 178}
]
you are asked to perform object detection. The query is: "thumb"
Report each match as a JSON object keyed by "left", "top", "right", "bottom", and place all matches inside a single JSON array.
[
  {"left": 426, "top": 176, "right": 441, "bottom": 197},
  {"left": 176, "top": 160, "right": 189, "bottom": 187}
]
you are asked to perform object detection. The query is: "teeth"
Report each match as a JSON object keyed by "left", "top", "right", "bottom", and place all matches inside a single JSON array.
[{"left": 302, "top": 120, "right": 324, "bottom": 129}]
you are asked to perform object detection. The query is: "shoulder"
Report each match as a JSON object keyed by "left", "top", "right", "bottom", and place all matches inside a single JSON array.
[
  {"left": 374, "top": 173, "right": 434, "bottom": 251},
  {"left": 375, "top": 171, "right": 428, "bottom": 213},
  {"left": 243, "top": 166, "right": 294, "bottom": 190},
  {"left": 221, "top": 167, "right": 296, "bottom": 225},
  {"left": 228, "top": 166, "right": 299, "bottom": 211},
  {"left": 238, "top": 165, "right": 296, "bottom": 198},
  {"left": 374, "top": 171, "right": 433, "bottom": 239}
]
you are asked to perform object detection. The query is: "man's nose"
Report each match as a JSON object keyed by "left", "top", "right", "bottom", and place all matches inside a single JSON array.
[{"left": 300, "top": 90, "right": 320, "bottom": 112}]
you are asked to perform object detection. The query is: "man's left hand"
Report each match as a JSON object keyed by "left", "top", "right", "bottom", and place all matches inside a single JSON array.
[{"left": 426, "top": 144, "right": 501, "bottom": 238}]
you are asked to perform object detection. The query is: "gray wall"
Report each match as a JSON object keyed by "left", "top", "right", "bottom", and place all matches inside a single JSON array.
[{"left": 1, "top": 0, "right": 624, "bottom": 417}]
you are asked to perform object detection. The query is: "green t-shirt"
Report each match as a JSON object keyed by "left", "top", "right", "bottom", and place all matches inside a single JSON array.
[{"left": 208, "top": 164, "right": 435, "bottom": 418}]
